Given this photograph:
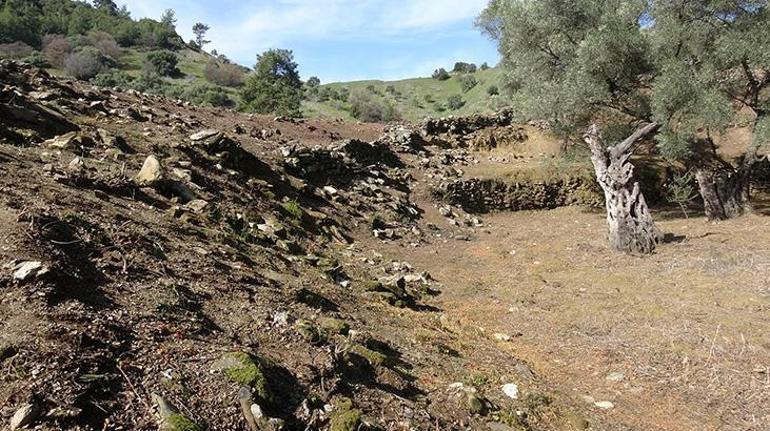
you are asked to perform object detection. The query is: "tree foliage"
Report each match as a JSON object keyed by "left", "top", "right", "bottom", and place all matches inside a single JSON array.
[
  {"left": 240, "top": 49, "right": 303, "bottom": 117},
  {"left": 477, "top": 0, "right": 653, "bottom": 140},
  {"left": 478, "top": 0, "right": 770, "bottom": 153},
  {"left": 192, "top": 22, "right": 210, "bottom": 49},
  {"left": 0, "top": 0, "right": 183, "bottom": 50}
]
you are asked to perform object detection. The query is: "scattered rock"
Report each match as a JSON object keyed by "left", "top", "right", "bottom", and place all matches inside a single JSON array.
[
  {"left": 183, "top": 199, "right": 209, "bottom": 214},
  {"left": 564, "top": 411, "right": 590, "bottom": 430},
  {"left": 189, "top": 129, "right": 220, "bottom": 141},
  {"left": 467, "top": 392, "right": 486, "bottom": 415},
  {"left": 329, "top": 399, "right": 362, "bottom": 431},
  {"left": 12, "top": 261, "right": 49, "bottom": 282},
  {"left": 594, "top": 400, "right": 614, "bottom": 410},
  {"left": 350, "top": 344, "right": 387, "bottom": 368},
  {"left": 295, "top": 319, "right": 325, "bottom": 345},
  {"left": 151, "top": 393, "right": 201, "bottom": 431},
  {"left": 606, "top": 372, "right": 625, "bottom": 382},
  {"left": 9, "top": 403, "right": 40, "bottom": 431},
  {"left": 502, "top": 383, "right": 519, "bottom": 400},
  {"left": 319, "top": 317, "right": 350, "bottom": 335},
  {"left": 212, "top": 352, "right": 271, "bottom": 403},
  {"left": 134, "top": 155, "right": 163, "bottom": 187}
]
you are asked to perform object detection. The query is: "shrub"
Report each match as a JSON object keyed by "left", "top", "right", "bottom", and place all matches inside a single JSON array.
[
  {"left": 87, "top": 31, "right": 122, "bottom": 58},
  {"left": 487, "top": 85, "right": 500, "bottom": 96},
  {"left": 91, "top": 69, "right": 132, "bottom": 88},
  {"left": 348, "top": 90, "right": 400, "bottom": 123},
  {"left": 181, "top": 83, "right": 233, "bottom": 107},
  {"left": 460, "top": 75, "right": 478, "bottom": 93},
  {"left": 144, "top": 50, "right": 178, "bottom": 76},
  {"left": 480, "top": 62, "right": 490, "bottom": 71},
  {"left": 25, "top": 51, "right": 49, "bottom": 68},
  {"left": 432, "top": 68, "right": 450, "bottom": 80},
  {"left": 306, "top": 76, "right": 321, "bottom": 88},
  {"left": 131, "top": 70, "right": 172, "bottom": 94},
  {"left": 203, "top": 61, "right": 245, "bottom": 87},
  {"left": 0, "top": 41, "right": 34, "bottom": 59},
  {"left": 447, "top": 94, "right": 465, "bottom": 110},
  {"left": 453, "top": 62, "right": 477, "bottom": 74},
  {"left": 64, "top": 47, "right": 110, "bottom": 80},
  {"left": 42, "top": 34, "right": 73, "bottom": 68}
]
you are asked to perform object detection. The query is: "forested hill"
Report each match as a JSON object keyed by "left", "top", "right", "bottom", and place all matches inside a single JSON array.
[{"left": 0, "top": 0, "right": 508, "bottom": 122}]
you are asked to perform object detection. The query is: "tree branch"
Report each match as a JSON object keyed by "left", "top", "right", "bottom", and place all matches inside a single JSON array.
[{"left": 610, "top": 122, "right": 660, "bottom": 159}]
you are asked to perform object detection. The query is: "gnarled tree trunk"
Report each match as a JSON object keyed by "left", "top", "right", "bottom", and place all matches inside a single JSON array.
[
  {"left": 584, "top": 123, "right": 661, "bottom": 254},
  {"left": 694, "top": 143, "right": 758, "bottom": 221}
]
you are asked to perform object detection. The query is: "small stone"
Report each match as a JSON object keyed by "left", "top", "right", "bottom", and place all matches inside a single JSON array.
[
  {"left": 594, "top": 401, "right": 614, "bottom": 410},
  {"left": 44, "top": 132, "right": 78, "bottom": 150},
  {"left": 189, "top": 129, "right": 220, "bottom": 141},
  {"left": 10, "top": 403, "right": 40, "bottom": 431},
  {"left": 184, "top": 199, "right": 209, "bottom": 214},
  {"left": 502, "top": 383, "right": 519, "bottom": 400},
  {"left": 134, "top": 155, "right": 163, "bottom": 187},
  {"left": 606, "top": 372, "right": 625, "bottom": 382},
  {"left": 493, "top": 333, "right": 511, "bottom": 342},
  {"left": 12, "top": 261, "right": 49, "bottom": 282},
  {"left": 467, "top": 393, "right": 485, "bottom": 415},
  {"left": 564, "top": 411, "right": 590, "bottom": 430}
]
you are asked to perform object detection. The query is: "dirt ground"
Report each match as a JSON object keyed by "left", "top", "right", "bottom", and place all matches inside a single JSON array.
[{"left": 371, "top": 183, "right": 770, "bottom": 430}]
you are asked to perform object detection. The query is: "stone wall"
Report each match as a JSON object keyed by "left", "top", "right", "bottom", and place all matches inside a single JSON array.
[{"left": 434, "top": 176, "right": 603, "bottom": 213}]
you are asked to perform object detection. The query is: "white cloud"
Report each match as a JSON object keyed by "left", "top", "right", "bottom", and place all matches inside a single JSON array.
[{"left": 120, "top": 0, "right": 495, "bottom": 80}]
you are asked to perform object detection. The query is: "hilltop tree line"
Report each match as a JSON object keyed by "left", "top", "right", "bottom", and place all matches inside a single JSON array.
[{"left": 479, "top": 0, "right": 770, "bottom": 254}]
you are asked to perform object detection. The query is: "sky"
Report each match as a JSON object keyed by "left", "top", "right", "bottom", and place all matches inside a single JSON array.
[{"left": 120, "top": 0, "right": 500, "bottom": 83}]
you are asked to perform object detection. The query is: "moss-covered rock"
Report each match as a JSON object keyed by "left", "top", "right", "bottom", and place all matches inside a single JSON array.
[
  {"left": 166, "top": 413, "right": 202, "bottom": 431},
  {"left": 295, "top": 319, "right": 326, "bottom": 345},
  {"left": 212, "top": 352, "right": 271, "bottom": 402},
  {"left": 467, "top": 392, "right": 486, "bottom": 415},
  {"left": 329, "top": 408, "right": 362, "bottom": 431},
  {"left": 319, "top": 317, "right": 350, "bottom": 335},
  {"left": 350, "top": 344, "right": 387, "bottom": 368}
]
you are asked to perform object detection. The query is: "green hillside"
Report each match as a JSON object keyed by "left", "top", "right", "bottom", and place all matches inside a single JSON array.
[{"left": 302, "top": 67, "right": 510, "bottom": 123}]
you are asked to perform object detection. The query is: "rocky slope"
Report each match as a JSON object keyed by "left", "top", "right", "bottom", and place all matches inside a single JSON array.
[{"left": 0, "top": 60, "right": 595, "bottom": 431}]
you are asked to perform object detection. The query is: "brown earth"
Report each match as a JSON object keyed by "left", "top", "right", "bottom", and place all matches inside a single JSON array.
[{"left": 1, "top": 60, "right": 769, "bottom": 431}]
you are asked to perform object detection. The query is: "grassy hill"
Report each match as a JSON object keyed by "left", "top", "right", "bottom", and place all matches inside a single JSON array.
[{"left": 303, "top": 67, "right": 510, "bottom": 123}]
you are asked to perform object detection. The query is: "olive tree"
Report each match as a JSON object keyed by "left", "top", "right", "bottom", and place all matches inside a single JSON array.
[
  {"left": 650, "top": 0, "right": 770, "bottom": 220},
  {"left": 478, "top": 0, "right": 662, "bottom": 254},
  {"left": 480, "top": 0, "right": 770, "bottom": 240}
]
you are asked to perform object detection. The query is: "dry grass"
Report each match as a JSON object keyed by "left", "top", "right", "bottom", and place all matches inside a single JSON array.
[{"left": 377, "top": 204, "right": 770, "bottom": 430}]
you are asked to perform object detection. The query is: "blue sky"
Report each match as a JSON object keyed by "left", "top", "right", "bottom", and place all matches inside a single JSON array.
[{"left": 120, "top": 0, "right": 500, "bottom": 83}]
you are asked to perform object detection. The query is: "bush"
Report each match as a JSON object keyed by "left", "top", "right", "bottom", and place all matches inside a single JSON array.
[
  {"left": 91, "top": 69, "right": 132, "bottom": 88},
  {"left": 181, "top": 83, "right": 233, "bottom": 107},
  {"left": 42, "top": 35, "right": 73, "bottom": 68},
  {"left": 487, "top": 85, "right": 500, "bottom": 96},
  {"left": 447, "top": 94, "right": 465, "bottom": 110},
  {"left": 348, "top": 90, "right": 400, "bottom": 123},
  {"left": 87, "top": 31, "right": 122, "bottom": 58},
  {"left": 0, "top": 41, "right": 34, "bottom": 59},
  {"left": 64, "top": 46, "right": 110, "bottom": 80},
  {"left": 203, "top": 61, "right": 245, "bottom": 87},
  {"left": 25, "top": 51, "right": 49, "bottom": 68},
  {"left": 432, "top": 68, "right": 450, "bottom": 81},
  {"left": 453, "top": 62, "right": 477, "bottom": 74},
  {"left": 144, "top": 50, "right": 178, "bottom": 76},
  {"left": 460, "top": 75, "right": 478, "bottom": 93},
  {"left": 480, "top": 62, "right": 490, "bottom": 71}
]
